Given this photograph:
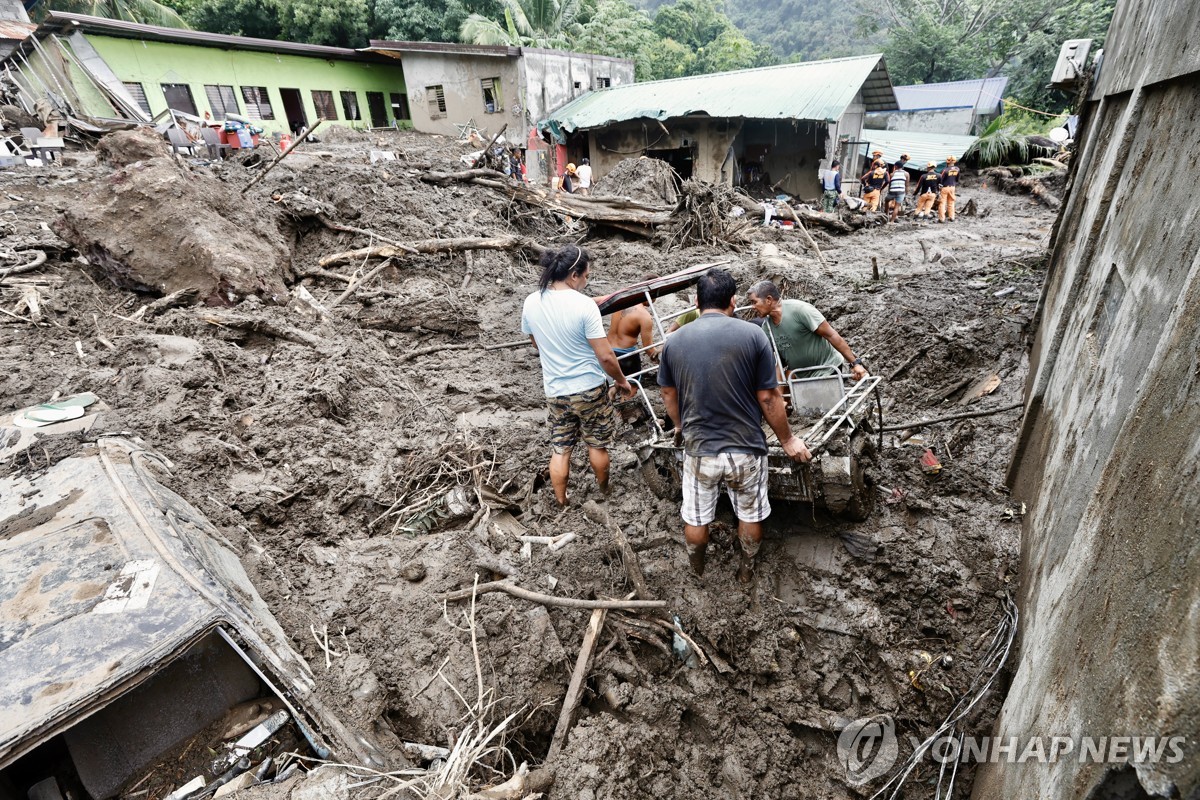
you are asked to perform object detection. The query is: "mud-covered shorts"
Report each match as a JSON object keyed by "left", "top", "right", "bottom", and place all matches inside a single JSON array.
[
  {"left": 547, "top": 383, "right": 616, "bottom": 453},
  {"left": 681, "top": 452, "right": 770, "bottom": 526}
]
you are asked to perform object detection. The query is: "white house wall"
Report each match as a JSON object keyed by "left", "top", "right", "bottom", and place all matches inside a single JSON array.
[{"left": 401, "top": 53, "right": 522, "bottom": 140}]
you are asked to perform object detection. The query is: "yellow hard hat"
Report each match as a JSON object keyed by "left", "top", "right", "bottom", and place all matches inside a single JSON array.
[
  {"left": 946, "top": 155, "right": 957, "bottom": 163},
  {"left": 566, "top": 163, "right": 577, "bottom": 173},
  {"left": 872, "top": 150, "right": 883, "bottom": 156},
  {"left": 901, "top": 153, "right": 910, "bottom": 159},
  {"left": 927, "top": 161, "right": 937, "bottom": 168}
]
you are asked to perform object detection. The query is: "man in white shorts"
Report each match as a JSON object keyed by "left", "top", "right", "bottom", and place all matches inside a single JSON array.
[{"left": 657, "top": 268, "right": 811, "bottom": 582}]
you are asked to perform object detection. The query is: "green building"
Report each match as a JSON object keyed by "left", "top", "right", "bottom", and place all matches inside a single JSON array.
[{"left": 9, "top": 13, "right": 411, "bottom": 135}]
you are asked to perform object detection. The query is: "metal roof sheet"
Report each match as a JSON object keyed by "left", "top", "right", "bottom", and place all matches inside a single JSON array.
[
  {"left": 39, "top": 13, "right": 392, "bottom": 62},
  {"left": 0, "top": 20, "right": 36, "bottom": 41},
  {"left": 858, "top": 128, "right": 978, "bottom": 170},
  {"left": 891, "top": 77, "right": 1008, "bottom": 113},
  {"left": 543, "top": 54, "right": 898, "bottom": 134}
]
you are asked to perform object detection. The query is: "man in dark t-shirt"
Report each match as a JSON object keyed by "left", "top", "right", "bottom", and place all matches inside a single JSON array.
[{"left": 658, "top": 268, "right": 811, "bottom": 582}]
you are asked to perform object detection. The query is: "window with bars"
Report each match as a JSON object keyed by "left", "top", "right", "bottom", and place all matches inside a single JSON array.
[
  {"left": 311, "top": 90, "right": 337, "bottom": 120},
  {"left": 240, "top": 86, "right": 275, "bottom": 120},
  {"left": 122, "top": 82, "right": 151, "bottom": 116},
  {"left": 339, "top": 90, "right": 361, "bottom": 121},
  {"left": 204, "top": 84, "right": 240, "bottom": 119},
  {"left": 596, "top": 76, "right": 612, "bottom": 89},
  {"left": 481, "top": 78, "right": 502, "bottom": 114},
  {"left": 426, "top": 84, "right": 446, "bottom": 119}
]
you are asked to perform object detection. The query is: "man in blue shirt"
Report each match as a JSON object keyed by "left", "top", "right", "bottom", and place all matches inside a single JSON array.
[
  {"left": 657, "top": 268, "right": 811, "bottom": 582},
  {"left": 522, "top": 245, "right": 633, "bottom": 506}
]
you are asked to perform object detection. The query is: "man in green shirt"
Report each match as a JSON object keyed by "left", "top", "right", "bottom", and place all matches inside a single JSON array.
[{"left": 746, "top": 280, "right": 869, "bottom": 382}]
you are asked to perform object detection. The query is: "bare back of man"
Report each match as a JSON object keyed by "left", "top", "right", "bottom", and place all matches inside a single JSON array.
[{"left": 607, "top": 303, "right": 657, "bottom": 378}]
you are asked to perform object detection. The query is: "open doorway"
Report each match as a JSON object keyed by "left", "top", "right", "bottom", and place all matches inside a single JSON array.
[
  {"left": 278, "top": 88, "right": 306, "bottom": 135},
  {"left": 646, "top": 146, "right": 694, "bottom": 179}
]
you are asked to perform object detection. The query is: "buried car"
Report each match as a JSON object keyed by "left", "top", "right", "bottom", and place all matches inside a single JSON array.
[{"left": 0, "top": 396, "right": 392, "bottom": 800}]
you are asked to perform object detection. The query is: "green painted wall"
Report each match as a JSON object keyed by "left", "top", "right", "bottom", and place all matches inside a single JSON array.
[{"left": 84, "top": 34, "right": 410, "bottom": 135}]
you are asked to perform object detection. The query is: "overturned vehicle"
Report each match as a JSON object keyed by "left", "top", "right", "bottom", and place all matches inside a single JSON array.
[
  {"left": 597, "top": 267, "right": 882, "bottom": 521},
  {"left": 0, "top": 396, "right": 390, "bottom": 800}
]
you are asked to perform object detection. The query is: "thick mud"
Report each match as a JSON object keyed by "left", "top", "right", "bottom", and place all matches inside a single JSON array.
[{"left": 0, "top": 128, "right": 1054, "bottom": 799}]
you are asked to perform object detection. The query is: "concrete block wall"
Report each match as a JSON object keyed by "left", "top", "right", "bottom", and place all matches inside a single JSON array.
[{"left": 971, "top": 0, "right": 1200, "bottom": 797}]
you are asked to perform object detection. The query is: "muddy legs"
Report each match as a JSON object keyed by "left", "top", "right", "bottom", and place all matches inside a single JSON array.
[
  {"left": 684, "top": 520, "right": 760, "bottom": 581},
  {"left": 549, "top": 447, "right": 611, "bottom": 506}
]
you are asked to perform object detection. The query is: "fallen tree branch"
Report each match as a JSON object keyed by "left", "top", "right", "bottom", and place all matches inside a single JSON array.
[
  {"left": 395, "top": 342, "right": 474, "bottom": 363},
  {"left": 198, "top": 309, "right": 323, "bottom": 348},
  {"left": 439, "top": 579, "right": 667, "bottom": 610},
  {"left": 328, "top": 258, "right": 392, "bottom": 310},
  {"left": 0, "top": 249, "right": 47, "bottom": 282},
  {"left": 242, "top": 118, "right": 323, "bottom": 194},
  {"left": 728, "top": 193, "right": 854, "bottom": 234},
  {"left": 546, "top": 607, "right": 606, "bottom": 762},
  {"left": 319, "top": 235, "right": 536, "bottom": 268},
  {"left": 880, "top": 401, "right": 1023, "bottom": 432},
  {"left": 135, "top": 286, "right": 198, "bottom": 320}
]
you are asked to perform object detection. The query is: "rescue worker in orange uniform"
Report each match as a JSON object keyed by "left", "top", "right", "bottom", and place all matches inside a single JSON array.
[
  {"left": 938, "top": 155, "right": 961, "bottom": 223},
  {"left": 914, "top": 161, "right": 940, "bottom": 220},
  {"left": 859, "top": 163, "right": 889, "bottom": 212}
]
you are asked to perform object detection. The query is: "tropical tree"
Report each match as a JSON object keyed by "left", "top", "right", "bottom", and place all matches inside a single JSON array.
[
  {"left": 41, "top": 0, "right": 189, "bottom": 27},
  {"left": 460, "top": 0, "right": 583, "bottom": 48},
  {"left": 574, "top": 0, "right": 659, "bottom": 78}
]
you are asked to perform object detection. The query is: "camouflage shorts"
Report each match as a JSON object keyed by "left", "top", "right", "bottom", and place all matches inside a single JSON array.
[{"left": 547, "top": 383, "right": 616, "bottom": 453}]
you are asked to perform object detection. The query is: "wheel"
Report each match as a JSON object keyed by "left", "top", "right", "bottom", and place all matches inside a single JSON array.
[
  {"left": 843, "top": 429, "right": 876, "bottom": 521},
  {"left": 640, "top": 449, "right": 682, "bottom": 501}
]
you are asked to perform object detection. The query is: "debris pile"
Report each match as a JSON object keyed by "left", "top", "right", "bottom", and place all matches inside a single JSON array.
[{"left": 0, "top": 127, "right": 1057, "bottom": 799}]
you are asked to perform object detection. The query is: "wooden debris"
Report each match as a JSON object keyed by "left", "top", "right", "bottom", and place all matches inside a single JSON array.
[
  {"left": 880, "top": 401, "right": 1023, "bottom": 432},
  {"left": 959, "top": 373, "right": 1002, "bottom": 405},
  {"left": 136, "top": 287, "right": 198, "bottom": 321},
  {"left": 198, "top": 309, "right": 322, "bottom": 348},
  {"left": 319, "top": 235, "right": 537, "bottom": 268},
  {"left": 439, "top": 579, "right": 667, "bottom": 610},
  {"left": 0, "top": 249, "right": 47, "bottom": 283},
  {"left": 241, "top": 118, "right": 323, "bottom": 194},
  {"left": 546, "top": 608, "right": 606, "bottom": 762},
  {"left": 328, "top": 258, "right": 393, "bottom": 310}
]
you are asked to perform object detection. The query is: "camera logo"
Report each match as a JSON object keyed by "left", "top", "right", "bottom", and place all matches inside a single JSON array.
[{"left": 838, "top": 715, "right": 899, "bottom": 785}]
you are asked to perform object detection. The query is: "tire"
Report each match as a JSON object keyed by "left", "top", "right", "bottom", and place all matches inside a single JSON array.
[
  {"left": 843, "top": 429, "right": 876, "bottom": 521},
  {"left": 640, "top": 450, "right": 682, "bottom": 501}
]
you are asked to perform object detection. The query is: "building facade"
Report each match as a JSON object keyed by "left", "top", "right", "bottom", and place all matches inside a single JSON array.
[
  {"left": 367, "top": 41, "right": 634, "bottom": 183},
  {"left": 8, "top": 13, "right": 411, "bottom": 136},
  {"left": 539, "top": 55, "right": 897, "bottom": 197}
]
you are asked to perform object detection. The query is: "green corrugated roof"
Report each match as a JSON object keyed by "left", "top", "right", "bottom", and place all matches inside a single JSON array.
[
  {"left": 858, "top": 128, "right": 978, "bottom": 171},
  {"left": 542, "top": 54, "right": 897, "bottom": 135}
]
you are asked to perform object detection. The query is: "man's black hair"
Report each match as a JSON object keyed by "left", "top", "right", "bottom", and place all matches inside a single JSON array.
[
  {"left": 831, "top": 159, "right": 840, "bottom": 168},
  {"left": 538, "top": 245, "right": 591, "bottom": 291},
  {"left": 748, "top": 279, "right": 781, "bottom": 302},
  {"left": 697, "top": 268, "right": 737, "bottom": 311}
]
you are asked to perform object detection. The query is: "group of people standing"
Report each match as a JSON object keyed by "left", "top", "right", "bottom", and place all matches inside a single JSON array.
[
  {"left": 520, "top": 246, "right": 868, "bottom": 583},
  {"left": 558, "top": 158, "right": 593, "bottom": 195},
  {"left": 822, "top": 151, "right": 962, "bottom": 223}
]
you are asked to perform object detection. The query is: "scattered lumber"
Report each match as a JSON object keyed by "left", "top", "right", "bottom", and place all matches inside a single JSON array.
[
  {"left": 546, "top": 608, "right": 606, "bottom": 762},
  {"left": 727, "top": 193, "right": 854, "bottom": 234},
  {"left": 439, "top": 579, "right": 667, "bottom": 610},
  {"left": 984, "top": 167, "right": 1062, "bottom": 209},
  {"left": 197, "top": 309, "right": 323, "bottom": 348},
  {"left": 319, "top": 235, "right": 537, "bottom": 268},
  {"left": 880, "top": 401, "right": 1023, "bottom": 432}
]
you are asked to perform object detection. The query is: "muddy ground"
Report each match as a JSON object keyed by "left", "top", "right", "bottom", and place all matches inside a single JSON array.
[{"left": 0, "top": 127, "right": 1055, "bottom": 799}]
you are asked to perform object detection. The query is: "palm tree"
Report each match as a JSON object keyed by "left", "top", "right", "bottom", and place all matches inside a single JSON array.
[
  {"left": 37, "top": 0, "right": 189, "bottom": 28},
  {"left": 460, "top": 0, "right": 581, "bottom": 48}
]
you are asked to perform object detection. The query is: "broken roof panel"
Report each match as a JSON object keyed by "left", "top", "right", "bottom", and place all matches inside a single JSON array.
[
  {"left": 891, "top": 77, "right": 1008, "bottom": 114},
  {"left": 858, "top": 128, "right": 979, "bottom": 170},
  {"left": 543, "top": 54, "right": 898, "bottom": 134}
]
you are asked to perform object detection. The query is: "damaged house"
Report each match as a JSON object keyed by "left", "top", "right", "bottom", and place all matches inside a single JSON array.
[
  {"left": 866, "top": 76, "right": 1008, "bottom": 136},
  {"left": 539, "top": 54, "right": 898, "bottom": 197},
  {"left": 4, "top": 13, "right": 412, "bottom": 136},
  {"left": 364, "top": 41, "right": 634, "bottom": 184}
]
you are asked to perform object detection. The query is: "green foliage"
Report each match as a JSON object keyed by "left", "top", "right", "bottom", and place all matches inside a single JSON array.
[
  {"left": 574, "top": 0, "right": 660, "bottom": 79},
  {"left": 44, "top": 0, "right": 190, "bottom": 26},
  {"left": 966, "top": 103, "right": 1065, "bottom": 166},
  {"left": 184, "top": 0, "right": 282, "bottom": 38},
  {"left": 642, "top": 36, "right": 695, "bottom": 78},
  {"left": 277, "top": 0, "right": 370, "bottom": 46},
  {"left": 460, "top": 0, "right": 582, "bottom": 46}
]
